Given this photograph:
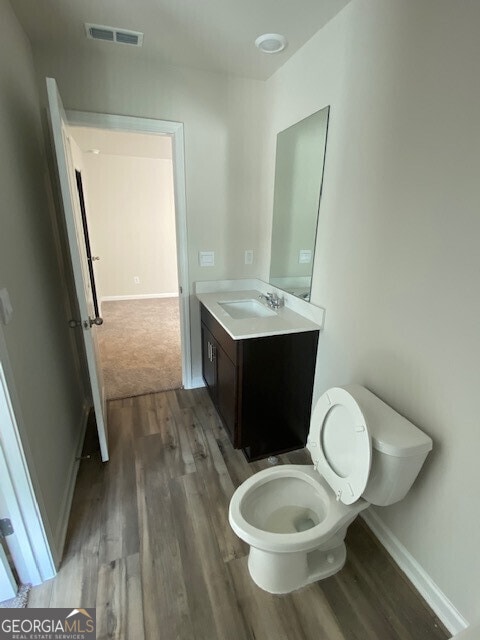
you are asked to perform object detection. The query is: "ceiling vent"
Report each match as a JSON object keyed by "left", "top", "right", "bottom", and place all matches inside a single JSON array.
[{"left": 85, "top": 23, "right": 144, "bottom": 47}]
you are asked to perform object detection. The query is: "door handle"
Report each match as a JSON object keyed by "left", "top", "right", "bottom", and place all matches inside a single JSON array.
[
  {"left": 207, "top": 341, "right": 216, "bottom": 362},
  {"left": 68, "top": 318, "right": 103, "bottom": 329}
]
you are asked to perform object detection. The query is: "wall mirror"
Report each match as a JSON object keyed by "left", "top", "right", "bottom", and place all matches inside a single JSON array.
[{"left": 269, "top": 106, "right": 330, "bottom": 301}]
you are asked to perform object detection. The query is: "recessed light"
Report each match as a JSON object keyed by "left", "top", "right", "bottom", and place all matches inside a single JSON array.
[
  {"left": 255, "top": 33, "right": 287, "bottom": 54},
  {"left": 87, "top": 149, "right": 100, "bottom": 154}
]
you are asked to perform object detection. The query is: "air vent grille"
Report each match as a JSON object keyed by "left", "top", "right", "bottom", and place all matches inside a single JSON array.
[
  {"left": 85, "top": 23, "right": 144, "bottom": 47},
  {"left": 116, "top": 31, "right": 140, "bottom": 45},
  {"left": 89, "top": 27, "right": 114, "bottom": 42}
]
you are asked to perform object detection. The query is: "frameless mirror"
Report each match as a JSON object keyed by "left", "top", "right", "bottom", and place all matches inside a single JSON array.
[{"left": 269, "top": 106, "right": 330, "bottom": 301}]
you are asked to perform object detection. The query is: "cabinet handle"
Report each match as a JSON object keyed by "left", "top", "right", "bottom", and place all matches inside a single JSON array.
[{"left": 208, "top": 341, "right": 212, "bottom": 361}]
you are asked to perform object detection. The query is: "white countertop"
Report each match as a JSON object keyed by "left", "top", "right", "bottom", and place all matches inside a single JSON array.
[{"left": 196, "top": 289, "right": 322, "bottom": 340}]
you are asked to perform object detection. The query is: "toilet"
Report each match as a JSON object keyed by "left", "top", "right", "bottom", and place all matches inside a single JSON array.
[{"left": 228, "top": 384, "right": 433, "bottom": 594}]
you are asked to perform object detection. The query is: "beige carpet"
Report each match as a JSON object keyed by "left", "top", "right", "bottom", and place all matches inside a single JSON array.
[{"left": 97, "top": 298, "right": 182, "bottom": 400}]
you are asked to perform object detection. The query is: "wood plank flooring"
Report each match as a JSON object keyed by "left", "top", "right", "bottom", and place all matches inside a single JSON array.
[{"left": 29, "top": 389, "right": 451, "bottom": 640}]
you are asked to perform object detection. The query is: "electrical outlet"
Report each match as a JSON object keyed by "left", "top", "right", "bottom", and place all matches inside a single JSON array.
[
  {"left": 134, "top": 276, "right": 140, "bottom": 284},
  {"left": 244, "top": 249, "right": 253, "bottom": 265}
]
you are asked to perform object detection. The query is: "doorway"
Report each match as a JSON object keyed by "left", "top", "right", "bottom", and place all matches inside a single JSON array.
[{"left": 64, "top": 114, "right": 191, "bottom": 400}]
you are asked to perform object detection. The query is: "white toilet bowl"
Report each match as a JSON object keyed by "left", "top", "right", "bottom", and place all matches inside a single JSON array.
[
  {"left": 229, "top": 464, "right": 368, "bottom": 593},
  {"left": 229, "top": 385, "right": 433, "bottom": 594}
]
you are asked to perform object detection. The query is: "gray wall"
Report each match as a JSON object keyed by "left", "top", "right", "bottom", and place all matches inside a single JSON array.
[
  {"left": 6, "top": 0, "right": 479, "bottom": 624},
  {"left": 0, "top": 0, "right": 86, "bottom": 561},
  {"left": 31, "top": 48, "right": 267, "bottom": 287},
  {"left": 265, "top": 0, "right": 480, "bottom": 624},
  {"left": 29, "top": 46, "right": 267, "bottom": 384}
]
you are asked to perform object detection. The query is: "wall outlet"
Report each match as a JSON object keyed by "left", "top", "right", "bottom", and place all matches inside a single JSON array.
[
  {"left": 134, "top": 276, "right": 140, "bottom": 284},
  {"left": 244, "top": 249, "right": 254, "bottom": 265}
]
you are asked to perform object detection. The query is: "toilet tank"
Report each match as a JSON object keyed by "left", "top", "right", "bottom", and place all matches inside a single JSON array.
[{"left": 343, "top": 385, "right": 433, "bottom": 507}]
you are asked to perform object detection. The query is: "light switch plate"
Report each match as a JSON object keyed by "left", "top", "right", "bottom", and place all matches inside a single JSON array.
[
  {"left": 199, "top": 251, "right": 215, "bottom": 267},
  {"left": 0, "top": 288, "right": 13, "bottom": 325},
  {"left": 244, "top": 249, "right": 253, "bottom": 265},
  {"left": 299, "top": 249, "right": 312, "bottom": 264}
]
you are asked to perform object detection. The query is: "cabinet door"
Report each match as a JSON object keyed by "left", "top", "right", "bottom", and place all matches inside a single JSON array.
[
  {"left": 215, "top": 344, "right": 237, "bottom": 444},
  {"left": 201, "top": 323, "right": 216, "bottom": 398}
]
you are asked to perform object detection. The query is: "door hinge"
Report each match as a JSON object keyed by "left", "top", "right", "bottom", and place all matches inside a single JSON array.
[{"left": 0, "top": 518, "right": 14, "bottom": 539}]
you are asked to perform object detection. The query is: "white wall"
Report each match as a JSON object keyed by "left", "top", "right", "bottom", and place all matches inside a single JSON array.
[
  {"left": 0, "top": 0, "right": 86, "bottom": 563},
  {"left": 81, "top": 152, "right": 178, "bottom": 299},
  {"left": 31, "top": 48, "right": 266, "bottom": 381},
  {"left": 33, "top": 48, "right": 266, "bottom": 285},
  {"left": 264, "top": 0, "right": 480, "bottom": 626}
]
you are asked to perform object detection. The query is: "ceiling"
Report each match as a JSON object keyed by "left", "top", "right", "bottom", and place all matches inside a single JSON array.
[{"left": 12, "top": 0, "right": 351, "bottom": 80}]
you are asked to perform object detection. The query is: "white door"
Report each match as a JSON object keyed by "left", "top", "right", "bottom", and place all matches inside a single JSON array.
[
  {"left": 0, "top": 545, "right": 16, "bottom": 602},
  {"left": 0, "top": 355, "right": 55, "bottom": 586},
  {"left": 47, "top": 77, "right": 109, "bottom": 461},
  {"left": 0, "top": 452, "right": 17, "bottom": 601}
]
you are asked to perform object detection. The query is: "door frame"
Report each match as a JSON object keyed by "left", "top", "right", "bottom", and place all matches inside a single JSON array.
[
  {"left": 65, "top": 110, "right": 192, "bottom": 389},
  {"left": 0, "top": 542, "right": 16, "bottom": 601},
  {"left": 0, "top": 329, "right": 56, "bottom": 586}
]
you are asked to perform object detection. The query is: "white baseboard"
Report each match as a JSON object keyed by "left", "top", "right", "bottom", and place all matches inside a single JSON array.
[
  {"left": 100, "top": 293, "right": 178, "bottom": 303},
  {"left": 189, "top": 376, "right": 205, "bottom": 389},
  {"left": 53, "top": 402, "right": 90, "bottom": 562},
  {"left": 361, "top": 509, "right": 468, "bottom": 635}
]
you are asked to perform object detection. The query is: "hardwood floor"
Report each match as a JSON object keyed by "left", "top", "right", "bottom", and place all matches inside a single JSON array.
[{"left": 29, "top": 389, "right": 450, "bottom": 640}]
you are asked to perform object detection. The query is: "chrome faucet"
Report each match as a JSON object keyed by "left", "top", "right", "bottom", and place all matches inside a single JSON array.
[{"left": 259, "top": 291, "right": 284, "bottom": 309}]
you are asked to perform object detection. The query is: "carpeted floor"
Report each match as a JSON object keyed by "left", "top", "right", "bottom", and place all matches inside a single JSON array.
[{"left": 97, "top": 298, "right": 182, "bottom": 399}]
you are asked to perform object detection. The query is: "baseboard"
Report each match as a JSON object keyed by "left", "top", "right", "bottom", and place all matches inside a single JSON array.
[
  {"left": 53, "top": 402, "right": 90, "bottom": 562},
  {"left": 189, "top": 375, "right": 205, "bottom": 389},
  {"left": 361, "top": 509, "right": 468, "bottom": 635},
  {"left": 100, "top": 293, "right": 178, "bottom": 303}
]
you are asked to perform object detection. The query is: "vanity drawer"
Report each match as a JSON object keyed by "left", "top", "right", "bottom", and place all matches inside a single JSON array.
[{"left": 200, "top": 304, "right": 238, "bottom": 364}]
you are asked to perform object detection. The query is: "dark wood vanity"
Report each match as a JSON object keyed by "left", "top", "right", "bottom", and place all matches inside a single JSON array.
[{"left": 200, "top": 303, "right": 319, "bottom": 461}]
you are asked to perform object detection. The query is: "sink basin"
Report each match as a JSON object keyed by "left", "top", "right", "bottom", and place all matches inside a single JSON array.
[{"left": 219, "top": 298, "right": 277, "bottom": 320}]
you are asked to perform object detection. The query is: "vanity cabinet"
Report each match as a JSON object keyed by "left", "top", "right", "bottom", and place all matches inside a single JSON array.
[
  {"left": 200, "top": 303, "right": 319, "bottom": 461},
  {"left": 201, "top": 320, "right": 237, "bottom": 444}
]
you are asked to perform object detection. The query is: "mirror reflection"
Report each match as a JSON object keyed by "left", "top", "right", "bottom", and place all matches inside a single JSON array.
[{"left": 269, "top": 106, "right": 330, "bottom": 301}]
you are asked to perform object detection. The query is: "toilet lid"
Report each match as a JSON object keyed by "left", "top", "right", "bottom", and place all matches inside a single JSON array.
[{"left": 307, "top": 387, "right": 372, "bottom": 505}]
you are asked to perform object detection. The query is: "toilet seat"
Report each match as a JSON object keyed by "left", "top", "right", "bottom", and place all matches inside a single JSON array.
[{"left": 307, "top": 387, "right": 372, "bottom": 505}]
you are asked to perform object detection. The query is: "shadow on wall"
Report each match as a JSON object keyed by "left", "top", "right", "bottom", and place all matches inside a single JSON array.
[{"left": 351, "top": 347, "right": 442, "bottom": 491}]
